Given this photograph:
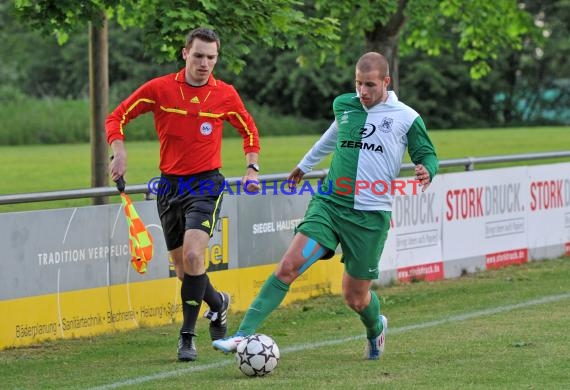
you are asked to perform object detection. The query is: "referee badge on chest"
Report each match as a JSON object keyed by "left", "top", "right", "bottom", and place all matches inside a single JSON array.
[{"left": 200, "top": 122, "right": 213, "bottom": 136}]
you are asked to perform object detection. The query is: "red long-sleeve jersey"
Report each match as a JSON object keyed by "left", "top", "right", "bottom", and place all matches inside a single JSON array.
[{"left": 106, "top": 69, "right": 260, "bottom": 175}]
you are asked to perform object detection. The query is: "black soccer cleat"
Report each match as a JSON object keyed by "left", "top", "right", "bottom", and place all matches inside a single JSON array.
[
  {"left": 204, "top": 292, "right": 231, "bottom": 341},
  {"left": 177, "top": 332, "right": 197, "bottom": 361}
]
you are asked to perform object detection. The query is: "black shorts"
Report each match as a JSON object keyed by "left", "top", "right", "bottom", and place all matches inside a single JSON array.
[{"left": 157, "top": 170, "right": 224, "bottom": 251}]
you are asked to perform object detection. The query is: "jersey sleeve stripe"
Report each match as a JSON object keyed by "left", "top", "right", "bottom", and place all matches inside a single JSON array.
[
  {"left": 120, "top": 98, "right": 155, "bottom": 135},
  {"left": 228, "top": 111, "right": 254, "bottom": 147}
]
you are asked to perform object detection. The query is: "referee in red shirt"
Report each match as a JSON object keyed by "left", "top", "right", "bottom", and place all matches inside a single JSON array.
[{"left": 106, "top": 27, "right": 260, "bottom": 362}]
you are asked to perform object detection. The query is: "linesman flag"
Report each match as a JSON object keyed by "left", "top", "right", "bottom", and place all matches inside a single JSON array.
[{"left": 115, "top": 176, "right": 154, "bottom": 274}]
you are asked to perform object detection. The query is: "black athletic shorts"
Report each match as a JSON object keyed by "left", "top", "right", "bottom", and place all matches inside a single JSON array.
[{"left": 156, "top": 169, "right": 224, "bottom": 251}]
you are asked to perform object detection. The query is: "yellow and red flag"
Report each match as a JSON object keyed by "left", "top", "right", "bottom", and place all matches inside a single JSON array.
[
  {"left": 115, "top": 176, "right": 154, "bottom": 274},
  {"left": 120, "top": 193, "right": 154, "bottom": 273}
]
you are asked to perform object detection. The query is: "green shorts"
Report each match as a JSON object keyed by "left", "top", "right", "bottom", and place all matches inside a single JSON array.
[{"left": 295, "top": 196, "right": 391, "bottom": 280}]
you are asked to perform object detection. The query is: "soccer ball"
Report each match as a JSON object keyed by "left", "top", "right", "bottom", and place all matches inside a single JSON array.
[{"left": 235, "top": 334, "right": 280, "bottom": 376}]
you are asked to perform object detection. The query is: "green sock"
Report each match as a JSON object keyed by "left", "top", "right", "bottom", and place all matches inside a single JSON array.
[
  {"left": 238, "top": 273, "right": 290, "bottom": 335},
  {"left": 359, "top": 291, "right": 382, "bottom": 339}
]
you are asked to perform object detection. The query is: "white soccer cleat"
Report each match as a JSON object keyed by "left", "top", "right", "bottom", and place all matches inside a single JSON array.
[
  {"left": 212, "top": 332, "right": 246, "bottom": 354},
  {"left": 365, "top": 314, "right": 388, "bottom": 360}
]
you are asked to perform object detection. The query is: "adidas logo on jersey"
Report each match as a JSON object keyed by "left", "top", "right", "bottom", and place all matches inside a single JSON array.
[{"left": 190, "top": 96, "right": 200, "bottom": 103}]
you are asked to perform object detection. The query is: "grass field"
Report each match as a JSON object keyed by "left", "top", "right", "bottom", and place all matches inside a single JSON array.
[
  {"left": 1, "top": 126, "right": 569, "bottom": 212},
  {"left": 1, "top": 257, "right": 569, "bottom": 389}
]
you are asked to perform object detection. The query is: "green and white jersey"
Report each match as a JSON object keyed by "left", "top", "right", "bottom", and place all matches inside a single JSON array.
[{"left": 298, "top": 91, "right": 438, "bottom": 211}]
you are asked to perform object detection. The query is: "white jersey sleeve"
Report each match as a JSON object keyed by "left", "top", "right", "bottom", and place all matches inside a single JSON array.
[{"left": 297, "top": 120, "right": 338, "bottom": 173}]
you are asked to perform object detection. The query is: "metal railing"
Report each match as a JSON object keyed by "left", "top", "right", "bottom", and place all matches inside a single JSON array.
[{"left": 1, "top": 151, "right": 569, "bottom": 205}]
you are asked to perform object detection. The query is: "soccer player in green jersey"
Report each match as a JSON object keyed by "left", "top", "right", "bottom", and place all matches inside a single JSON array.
[{"left": 213, "top": 52, "right": 438, "bottom": 360}]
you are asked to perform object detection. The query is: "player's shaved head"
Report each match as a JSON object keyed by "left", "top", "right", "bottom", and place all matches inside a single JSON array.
[{"left": 356, "top": 52, "right": 389, "bottom": 77}]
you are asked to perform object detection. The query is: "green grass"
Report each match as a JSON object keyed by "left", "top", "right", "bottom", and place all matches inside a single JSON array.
[
  {"left": 1, "top": 126, "right": 569, "bottom": 212},
  {"left": 1, "top": 257, "right": 569, "bottom": 389},
  {"left": 0, "top": 97, "right": 329, "bottom": 145},
  {"left": 0, "top": 99, "right": 91, "bottom": 145}
]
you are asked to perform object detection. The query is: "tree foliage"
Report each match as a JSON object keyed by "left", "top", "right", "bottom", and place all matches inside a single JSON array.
[
  {"left": 316, "top": 0, "right": 536, "bottom": 80},
  {"left": 215, "top": 40, "right": 364, "bottom": 120},
  {"left": 494, "top": 0, "right": 570, "bottom": 124},
  {"left": 121, "top": 0, "right": 340, "bottom": 73},
  {"left": 405, "top": 0, "right": 535, "bottom": 79},
  {"left": 14, "top": 0, "right": 112, "bottom": 43},
  {"left": 0, "top": 6, "right": 173, "bottom": 100},
  {"left": 6, "top": 0, "right": 569, "bottom": 130},
  {"left": 14, "top": 0, "right": 340, "bottom": 73},
  {"left": 15, "top": 0, "right": 535, "bottom": 80}
]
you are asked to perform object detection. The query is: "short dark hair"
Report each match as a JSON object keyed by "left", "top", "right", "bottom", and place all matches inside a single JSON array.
[{"left": 185, "top": 28, "right": 220, "bottom": 50}]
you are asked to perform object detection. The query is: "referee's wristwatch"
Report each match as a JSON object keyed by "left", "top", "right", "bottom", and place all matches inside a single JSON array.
[{"left": 247, "top": 163, "right": 260, "bottom": 172}]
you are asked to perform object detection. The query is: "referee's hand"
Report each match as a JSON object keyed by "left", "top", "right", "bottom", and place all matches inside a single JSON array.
[{"left": 243, "top": 171, "right": 260, "bottom": 193}]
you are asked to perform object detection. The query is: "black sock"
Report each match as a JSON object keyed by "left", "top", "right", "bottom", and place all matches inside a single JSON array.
[
  {"left": 203, "top": 276, "right": 222, "bottom": 312},
  {"left": 180, "top": 273, "right": 208, "bottom": 334}
]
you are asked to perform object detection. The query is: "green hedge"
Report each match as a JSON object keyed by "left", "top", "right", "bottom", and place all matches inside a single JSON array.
[{"left": 0, "top": 97, "right": 329, "bottom": 145}]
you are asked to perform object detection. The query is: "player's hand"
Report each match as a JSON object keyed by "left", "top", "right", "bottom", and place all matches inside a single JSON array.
[
  {"left": 415, "top": 164, "right": 431, "bottom": 192},
  {"left": 242, "top": 171, "right": 260, "bottom": 193},
  {"left": 287, "top": 167, "right": 305, "bottom": 189}
]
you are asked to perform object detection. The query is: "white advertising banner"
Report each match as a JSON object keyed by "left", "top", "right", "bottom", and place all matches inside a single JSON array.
[
  {"left": 442, "top": 167, "right": 529, "bottom": 270},
  {"left": 526, "top": 163, "right": 570, "bottom": 259},
  {"left": 380, "top": 175, "right": 445, "bottom": 282}
]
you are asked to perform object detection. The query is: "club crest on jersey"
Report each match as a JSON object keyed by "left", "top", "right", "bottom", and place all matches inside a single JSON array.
[
  {"left": 380, "top": 117, "right": 394, "bottom": 133},
  {"left": 200, "top": 122, "right": 213, "bottom": 135}
]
